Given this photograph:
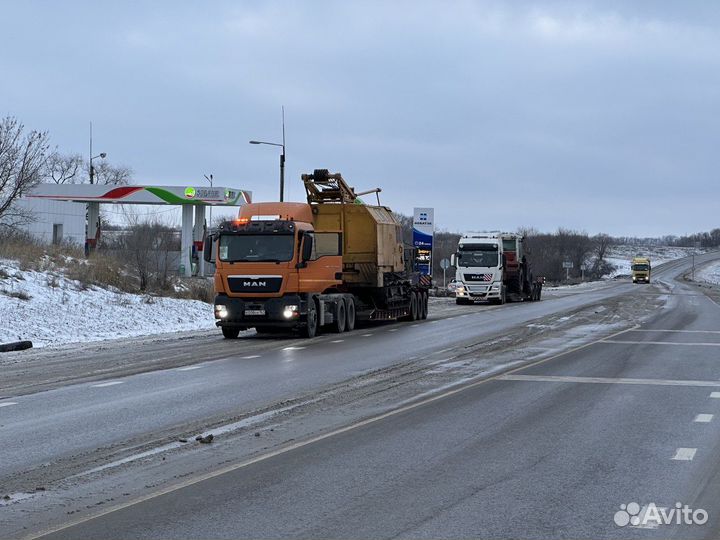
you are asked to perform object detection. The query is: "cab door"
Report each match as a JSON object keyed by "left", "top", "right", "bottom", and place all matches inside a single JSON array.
[{"left": 298, "top": 231, "right": 343, "bottom": 293}]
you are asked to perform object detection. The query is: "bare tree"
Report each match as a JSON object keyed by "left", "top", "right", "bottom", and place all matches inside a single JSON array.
[
  {"left": 115, "top": 220, "right": 179, "bottom": 291},
  {"left": 89, "top": 160, "right": 133, "bottom": 185},
  {"left": 45, "top": 151, "right": 83, "bottom": 184},
  {"left": 0, "top": 117, "right": 50, "bottom": 228}
]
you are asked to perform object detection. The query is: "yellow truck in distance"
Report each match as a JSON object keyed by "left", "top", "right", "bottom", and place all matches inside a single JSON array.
[{"left": 631, "top": 257, "right": 651, "bottom": 283}]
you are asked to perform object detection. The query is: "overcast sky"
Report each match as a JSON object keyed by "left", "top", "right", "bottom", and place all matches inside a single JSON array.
[{"left": 2, "top": 1, "right": 719, "bottom": 236}]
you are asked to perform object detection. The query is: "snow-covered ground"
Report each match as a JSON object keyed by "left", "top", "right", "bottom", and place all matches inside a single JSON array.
[
  {"left": 0, "top": 260, "right": 215, "bottom": 348},
  {"left": 695, "top": 261, "right": 720, "bottom": 285},
  {"left": 604, "top": 245, "right": 706, "bottom": 277}
]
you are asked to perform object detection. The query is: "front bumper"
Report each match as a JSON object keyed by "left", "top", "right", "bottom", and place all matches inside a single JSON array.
[
  {"left": 214, "top": 294, "right": 307, "bottom": 328},
  {"left": 455, "top": 283, "right": 501, "bottom": 299}
]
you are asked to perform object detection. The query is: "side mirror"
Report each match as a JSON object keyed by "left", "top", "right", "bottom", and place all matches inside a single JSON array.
[
  {"left": 450, "top": 253, "right": 456, "bottom": 266},
  {"left": 301, "top": 234, "right": 314, "bottom": 262},
  {"left": 203, "top": 235, "right": 214, "bottom": 263}
]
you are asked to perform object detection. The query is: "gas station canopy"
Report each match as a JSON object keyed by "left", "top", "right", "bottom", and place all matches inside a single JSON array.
[
  {"left": 25, "top": 183, "right": 252, "bottom": 277},
  {"left": 26, "top": 184, "right": 251, "bottom": 206}
]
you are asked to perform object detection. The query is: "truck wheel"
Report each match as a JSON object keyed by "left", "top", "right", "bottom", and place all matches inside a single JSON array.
[
  {"left": 344, "top": 297, "right": 356, "bottom": 332},
  {"left": 332, "top": 300, "right": 346, "bottom": 333},
  {"left": 410, "top": 291, "right": 419, "bottom": 321},
  {"left": 302, "top": 301, "right": 319, "bottom": 338},
  {"left": 420, "top": 292, "right": 428, "bottom": 319},
  {"left": 222, "top": 326, "right": 240, "bottom": 339}
]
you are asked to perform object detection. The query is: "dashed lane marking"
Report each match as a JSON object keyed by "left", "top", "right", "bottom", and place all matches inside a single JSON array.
[
  {"left": 283, "top": 346, "right": 306, "bottom": 351},
  {"left": 710, "top": 392, "right": 720, "bottom": 398},
  {"left": 362, "top": 334, "right": 373, "bottom": 337},
  {"left": 411, "top": 324, "right": 420, "bottom": 327},
  {"left": 241, "top": 355, "right": 261, "bottom": 359},
  {"left": 0, "top": 402, "right": 18, "bottom": 408},
  {"left": 498, "top": 374, "right": 720, "bottom": 388},
  {"left": 672, "top": 448, "right": 697, "bottom": 461},
  {"left": 388, "top": 328, "right": 398, "bottom": 332},
  {"left": 694, "top": 414, "right": 714, "bottom": 423},
  {"left": 330, "top": 340, "right": 344, "bottom": 343},
  {"left": 91, "top": 381, "right": 124, "bottom": 388},
  {"left": 177, "top": 366, "right": 203, "bottom": 371}
]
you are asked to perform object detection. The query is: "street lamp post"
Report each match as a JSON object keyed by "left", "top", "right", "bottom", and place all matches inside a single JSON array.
[
  {"left": 89, "top": 122, "right": 107, "bottom": 184},
  {"left": 249, "top": 106, "right": 286, "bottom": 202}
]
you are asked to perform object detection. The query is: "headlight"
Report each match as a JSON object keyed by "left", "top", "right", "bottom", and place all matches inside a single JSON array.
[
  {"left": 214, "top": 305, "right": 229, "bottom": 318},
  {"left": 456, "top": 286, "right": 465, "bottom": 293},
  {"left": 283, "top": 305, "right": 299, "bottom": 319},
  {"left": 491, "top": 285, "right": 499, "bottom": 291}
]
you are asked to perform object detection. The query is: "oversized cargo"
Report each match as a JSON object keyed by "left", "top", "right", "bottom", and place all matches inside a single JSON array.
[
  {"left": 205, "top": 170, "right": 430, "bottom": 338},
  {"left": 451, "top": 232, "right": 542, "bottom": 305}
]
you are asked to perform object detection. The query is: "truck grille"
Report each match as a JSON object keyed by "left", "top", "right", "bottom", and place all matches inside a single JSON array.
[
  {"left": 227, "top": 276, "right": 282, "bottom": 293},
  {"left": 464, "top": 273, "right": 493, "bottom": 282}
]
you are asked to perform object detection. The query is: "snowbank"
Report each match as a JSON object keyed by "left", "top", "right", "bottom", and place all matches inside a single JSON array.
[
  {"left": 604, "top": 245, "right": 705, "bottom": 277},
  {"left": 0, "top": 260, "right": 216, "bottom": 348},
  {"left": 695, "top": 261, "right": 720, "bottom": 285}
]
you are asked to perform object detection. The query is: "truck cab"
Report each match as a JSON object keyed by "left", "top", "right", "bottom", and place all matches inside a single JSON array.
[
  {"left": 207, "top": 202, "right": 343, "bottom": 338},
  {"left": 631, "top": 257, "right": 651, "bottom": 283},
  {"left": 451, "top": 232, "right": 506, "bottom": 304}
]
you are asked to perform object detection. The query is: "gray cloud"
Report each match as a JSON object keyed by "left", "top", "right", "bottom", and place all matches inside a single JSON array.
[{"left": 2, "top": 1, "right": 719, "bottom": 236}]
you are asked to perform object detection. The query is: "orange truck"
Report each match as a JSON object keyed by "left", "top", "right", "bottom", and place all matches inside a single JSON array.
[{"left": 204, "top": 169, "right": 430, "bottom": 338}]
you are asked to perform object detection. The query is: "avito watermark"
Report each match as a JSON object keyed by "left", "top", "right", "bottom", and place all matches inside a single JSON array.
[{"left": 614, "top": 502, "right": 708, "bottom": 527}]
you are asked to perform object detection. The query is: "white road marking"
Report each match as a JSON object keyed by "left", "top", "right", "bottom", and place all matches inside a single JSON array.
[
  {"left": 602, "top": 340, "right": 720, "bottom": 347},
  {"left": 499, "top": 374, "right": 720, "bottom": 388},
  {"left": 241, "top": 355, "right": 261, "bottom": 359},
  {"left": 0, "top": 402, "right": 18, "bottom": 408},
  {"left": 330, "top": 339, "right": 344, "bottom": 343},
  {"left": 672, "top": 448, "right": 697, "bottom": 461},
  {"left": 632, "top": 329, "right": 720, "bottom": 334},
  {"left": 91, "top": 381, "right": 124, "bottom": 388},
  {"left": 283, "top": 346, "right": 306, "bottom": 351},
  {"left": 362, "top": 333, "right": 373, "bottom": 337},
  {"left": 710, "top": 392, "right": 720, "bottom": 398},
  {"left": 694, "top": 414, "right": 714, "bottom": 423},
  {"left": 177, "top": 365, "right": 203, "bottom": 371},
  {"left": 411, "top": 324, "right": 420, "bottom": 327},
  {"left": 388, "top": 328, "right": 398, "bottom": 332}
]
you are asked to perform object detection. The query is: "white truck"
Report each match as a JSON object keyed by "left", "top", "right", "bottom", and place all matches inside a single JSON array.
[{"left": 450, "top": 232, "right": 542, "bottom": 305}]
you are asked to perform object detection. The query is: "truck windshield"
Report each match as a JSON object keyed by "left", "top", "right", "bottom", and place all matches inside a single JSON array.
[
  {"left": 632, "top": 264, "right": 649, "bottom": 271},
  {"left": 218, "top": 234, "right": 294, "bottom": 262},
  {"left": 458, "top": 243, "right": 499, "bottom": 267}
]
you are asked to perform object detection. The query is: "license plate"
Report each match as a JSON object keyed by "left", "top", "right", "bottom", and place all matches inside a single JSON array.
[{"left": 245, "top": 309, "right": 266, "bottom": 316}]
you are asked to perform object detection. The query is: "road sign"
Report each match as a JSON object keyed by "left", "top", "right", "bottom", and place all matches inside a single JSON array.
[
  {"left": 413, "top": 208, "right": 434, "bottom": 276},
  {"left": 580, "top": 263, "right": 587, "bottom": 271},
  {"left": 440, "top": 258, "right": 450, "bottom": 269},
  {"left": 562, "top": 261, "right": 573, "bottom": 269}
]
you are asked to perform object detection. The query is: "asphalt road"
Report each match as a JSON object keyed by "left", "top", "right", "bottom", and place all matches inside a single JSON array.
[
  {"left": 0, "top": 276, "right": 638, "bottom": 480},
  {"left": 17, "top": 253, "right": 720, "bottom": 539}
]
